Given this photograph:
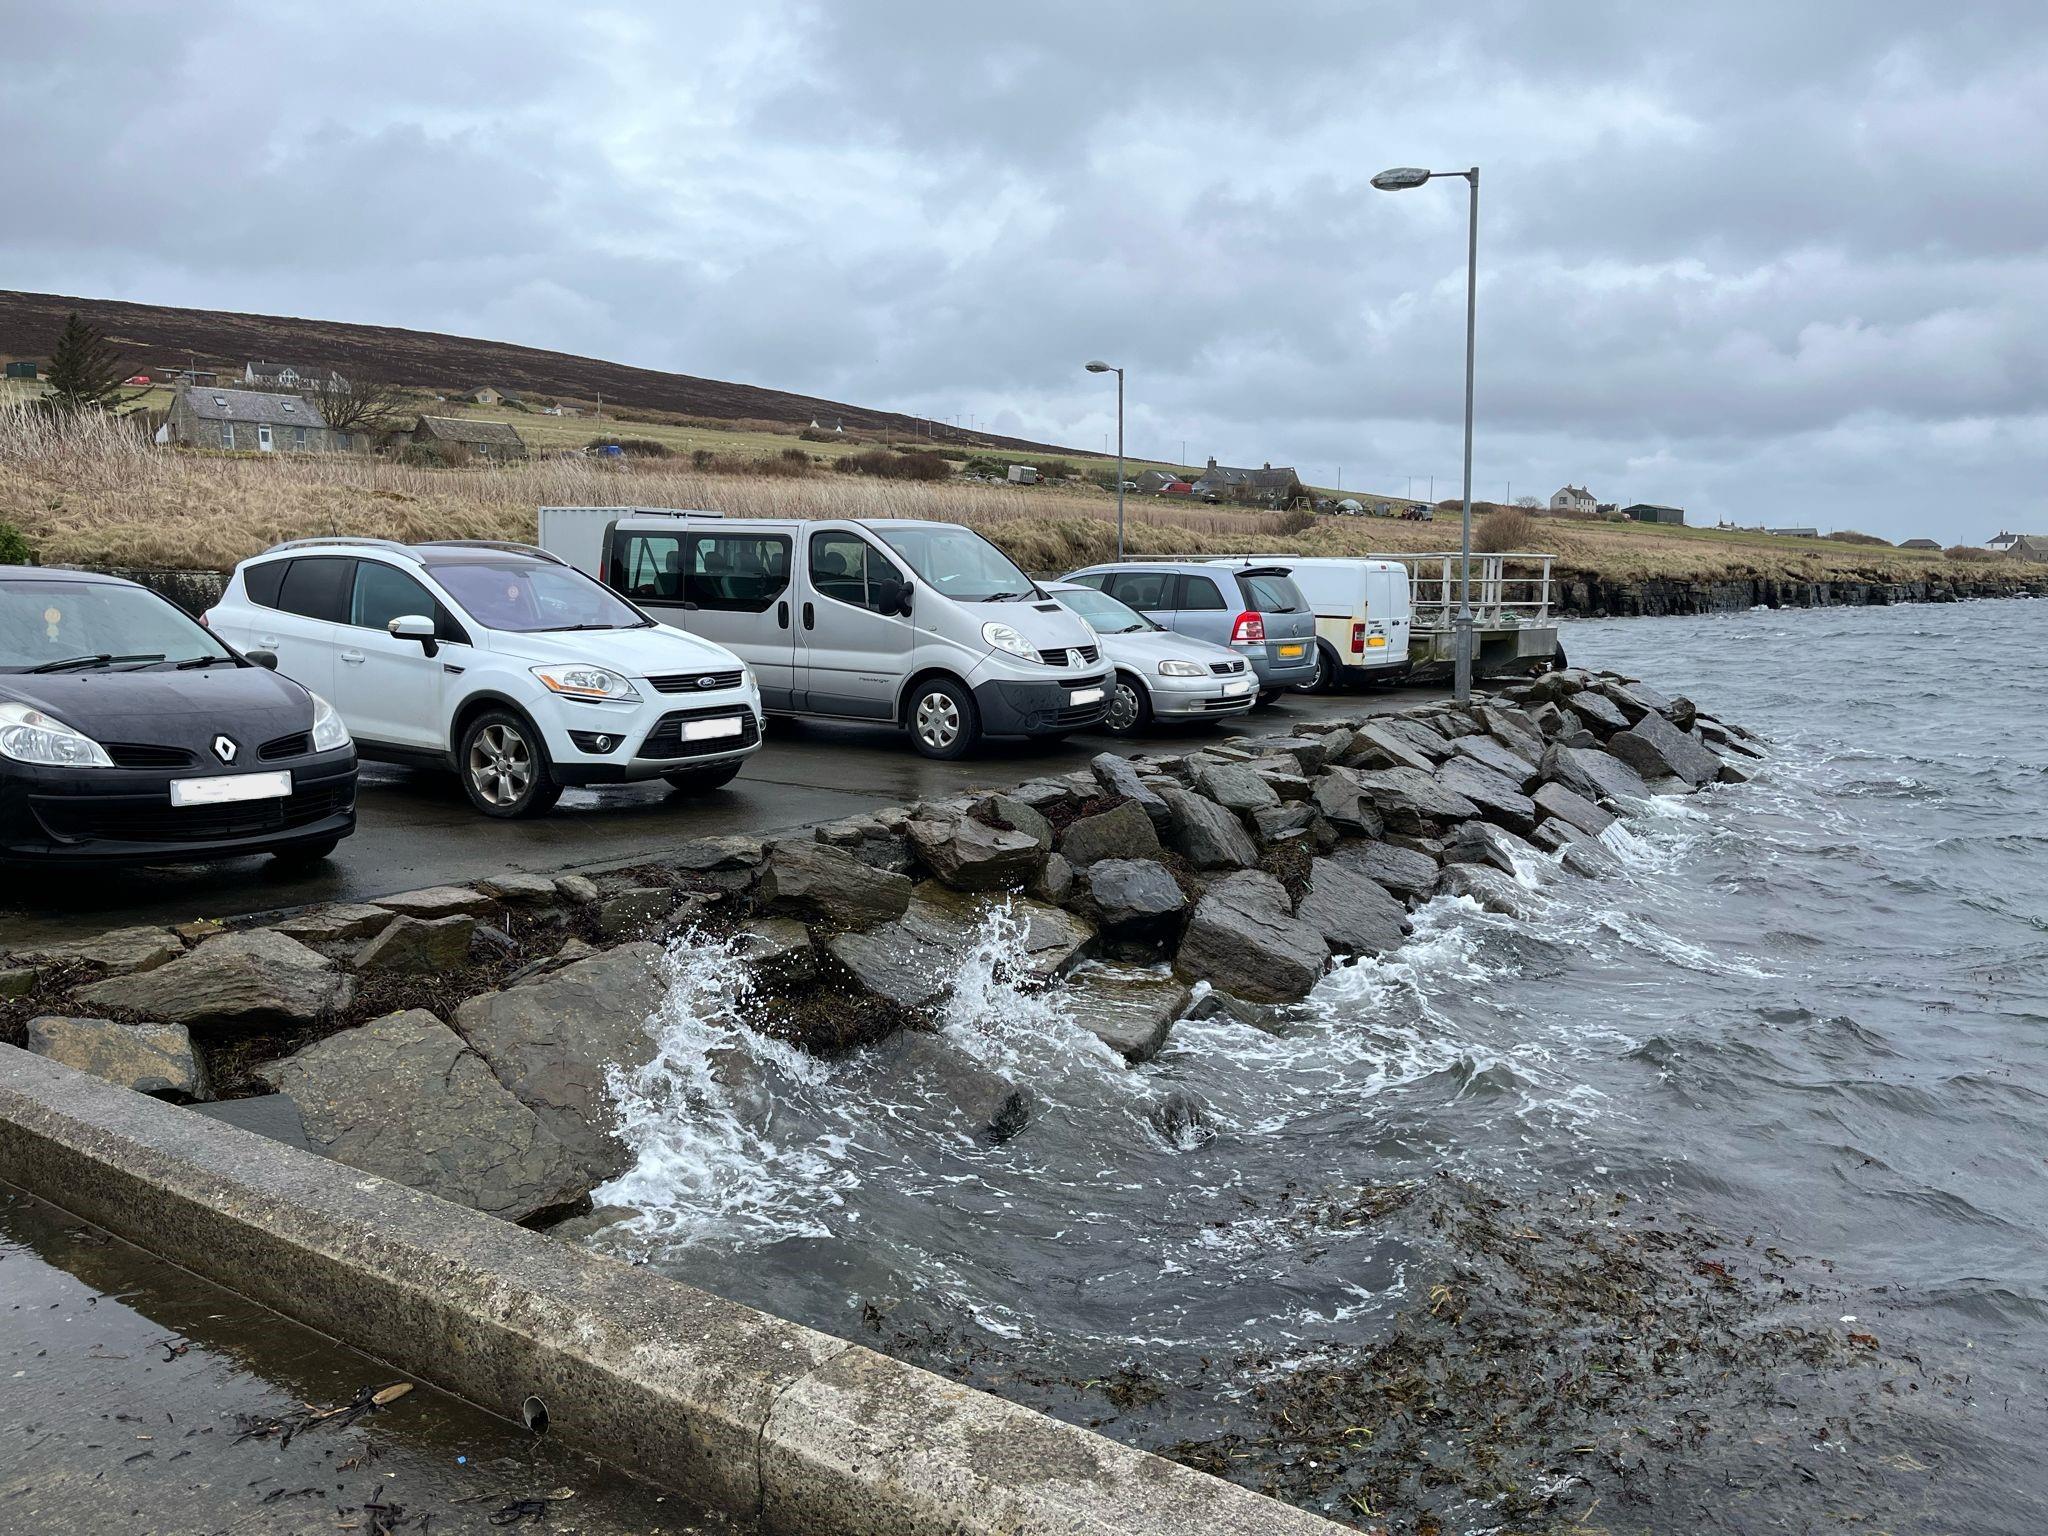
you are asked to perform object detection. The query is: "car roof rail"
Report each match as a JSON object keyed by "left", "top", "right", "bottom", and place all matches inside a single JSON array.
[
  {"left": 416, "top": 539, "right": 567, "bottom": 565},
  {"left": 259, "top": 536, "right": 416, "bottom": 559}
]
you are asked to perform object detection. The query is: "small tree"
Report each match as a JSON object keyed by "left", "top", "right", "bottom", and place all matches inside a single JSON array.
[
  {"left": 43, "top": 313, "right": 132, "bottom": 413},
  {"left": 306, "top": 372, "right": 406, "bottom": 438}
]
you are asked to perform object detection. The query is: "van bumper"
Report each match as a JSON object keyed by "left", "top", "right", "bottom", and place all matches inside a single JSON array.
[{"left": 972, "top": 672, "right": 1112, "bottom": 735}]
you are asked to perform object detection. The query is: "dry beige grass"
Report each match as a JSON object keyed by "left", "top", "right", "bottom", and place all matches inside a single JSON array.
[{"left": 2, "top": 407, "right": 2039, "bottom": 587}]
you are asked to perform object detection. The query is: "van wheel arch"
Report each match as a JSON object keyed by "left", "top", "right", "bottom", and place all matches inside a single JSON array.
[{"left": 895, "top": 668, "right": 974, "bottom": 729}]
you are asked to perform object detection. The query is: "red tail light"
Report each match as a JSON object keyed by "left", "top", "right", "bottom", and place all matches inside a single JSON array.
[
  {"left": 1230, "top": 611, "right": 1265, "bottom": 644},
  {"left": 1350, "top": 621, "right": 1366, "bottom": 654}
]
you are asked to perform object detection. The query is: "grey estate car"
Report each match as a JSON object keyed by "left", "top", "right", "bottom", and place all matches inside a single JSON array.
[
  {"left": 1060, "top": 562, "right": 1317, "bottom": 700},
  {"left": 1043, "top": 581, "right": 1254, "bottom": 733}
]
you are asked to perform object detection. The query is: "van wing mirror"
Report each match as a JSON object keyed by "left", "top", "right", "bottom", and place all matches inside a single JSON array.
[
  {"left": 871, "top": 574, "right": 910, "bottom": 616},
  {"left": 388, "top": 613, "right": 440, "bottom": 656}
]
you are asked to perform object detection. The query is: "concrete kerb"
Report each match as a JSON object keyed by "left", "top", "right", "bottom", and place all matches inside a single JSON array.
[{"left": 0, "top": 1045, "right": 1346, "bottom": 1536}]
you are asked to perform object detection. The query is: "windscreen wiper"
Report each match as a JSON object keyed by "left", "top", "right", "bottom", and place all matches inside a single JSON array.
[
  {"left": 27, "top": 652, "right": 165, "bottom": 673},
  {"left": 174, "top": 655, "right": 238, "bottom": 669}
]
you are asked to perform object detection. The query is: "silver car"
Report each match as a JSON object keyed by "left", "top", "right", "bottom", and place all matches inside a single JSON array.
[
  {"left": 1059, "top": 561, "right": 1318, "bottom": 700},
  {"left": 1044, "top": 582, "right": 1255, "bottom": 734}
]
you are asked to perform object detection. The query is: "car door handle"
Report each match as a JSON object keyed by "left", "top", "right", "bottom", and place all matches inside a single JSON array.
[
  {"left": 340, "top": 650, "right": 366, "bottom": 665},
  {"left": 777, "top": 600, "right": 789, "bottom": 629},
  {"left": 802, "top": 602, "right": 815, "bottom": 630},
  {"left": 258, "top": 636, "right": 281, "bottom": 648}
]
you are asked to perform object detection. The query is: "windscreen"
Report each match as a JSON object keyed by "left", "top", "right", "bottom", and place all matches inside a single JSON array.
[
  {"left": 1056, "top": 587, "right": 1155, "bottom": 635},
  {"left": 426, "top": 560, "right": 648, "bottom": 633},
  {"left": 0, "top": 579, "right": 232, "bottom": 670},
  {"left": 1237, "top": 571, "right": 1307, "bottom": 613},
  {"left": 872, "top": 526, "right": 1035, "bottom": 602}
]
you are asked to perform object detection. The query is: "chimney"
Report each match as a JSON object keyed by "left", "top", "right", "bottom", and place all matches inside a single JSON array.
[
  {"left": 1262, "top": 461, "right": 1271, "bottom": 470},
  {"left": 1206, "top": 456, "right": 1217, "bottom": 470}
]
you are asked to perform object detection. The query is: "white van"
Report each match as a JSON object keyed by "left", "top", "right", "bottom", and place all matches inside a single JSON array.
[
  {"left": 538, "top": 507, "right": 1112, "bottom": 758},
  {"left": 1203, "top": 556, "right": 1411, "bottom": 690}
]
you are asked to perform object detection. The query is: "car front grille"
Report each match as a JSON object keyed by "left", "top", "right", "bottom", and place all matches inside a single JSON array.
[
  {"left": 103, "top": 742, "right": 196, "bottom": 768},
  {"left": 1199, "top": 695, "right": 1255, "bottom": 710},
  {"left": 637, "top": 706, "right": 760, "bottom": 760},
  {"left": 259, "top": 731, "right": 312, "bottom": 761},
  {"left": 1038, "top": 645, "right": 1101, "bottom": 667},
  {"left": 32, "top": 782, "right": 355, "bottom": 846},
  {"left": 1208, "top": 660, "right": 1247, "bottom": 675},
  {"left": 646, "top": 670, "right": 745, "bottom": 694}
]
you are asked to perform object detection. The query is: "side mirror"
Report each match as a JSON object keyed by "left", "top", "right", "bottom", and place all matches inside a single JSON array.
[
  {"left": 871, "top": 575, "right": 910, "bottom": 616},
  {"left": 389, "top": 614, "right": 439, "bottom": 657},
  {"left": 245, "top": 649, "right": 279, "bottom": 671}
]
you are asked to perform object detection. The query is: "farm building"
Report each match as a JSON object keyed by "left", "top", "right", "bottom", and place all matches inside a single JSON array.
[
  {"left": 1899, "top": 538, "right": 1942, "bottom": 551},
  {"left": 1622, "top": 503, "right": 1686, "bottom": 525},
  {"left": 1189, "top": 457, "right": 1308, "bottom": 507},
  {"left": 1766, "top": 527, "right": 1820, "bottom": 539},
  {"left": 387, "top": 414, "right": 528, "bottom": 463},
  {"left": 156, "top": 385, "right": 339, "bottom": 452},
  {"left": 4, "top": 360, "right": 39, "bottom": 380}
]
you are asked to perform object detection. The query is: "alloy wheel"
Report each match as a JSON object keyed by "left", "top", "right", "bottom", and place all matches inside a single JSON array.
[
  {"left": 468, "top": 722, "right": 533, "bottom": 807},
  {"left": 914, "top": 691, "right": 961, "bottom": 751}
]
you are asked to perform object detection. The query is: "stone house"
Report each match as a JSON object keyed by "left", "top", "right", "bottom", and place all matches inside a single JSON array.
[
  {"left": 155, "top": 384, "right": 339, "bottom": 452},
  {"left": 244, "top": 360, "right": 345, "bottom": 391},
  {"left": 462, "top": 386, "right": 502, "bottom": 406},
  {"left": 1550, "top": 484, "right": 1597, "bottom": 515},
  {"left": 1188, "top": 457, "right": 1308, "bottom": 507},
  {"left": 386, "top": 414, "right": 528, "bottom": 464}
]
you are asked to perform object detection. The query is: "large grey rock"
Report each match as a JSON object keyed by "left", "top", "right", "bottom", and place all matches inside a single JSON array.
[
  {"left": 377, "top": 885, "right": 496, "bottom": 918},
  {"left": 1436, "top": 861, "right": 1540, "bottom": 918},
  {"left": 1031, "top": 851, "right": 1076, "bottom": 905},
  {"left": 1445, "top": 819, "right": 1542, "bottom": 876},
  {"left": 18, "top": 926, "right": 183, "bottom": 976},
  {"left": 909, "top": 815, "right": 1045, "bottom": 892},
  {"left": 1542, "top": 743, "right": 1652, "bottom": 809},
  {"left": 1194, "top": 760, "right": 1281, "bottom": 814},
  {"left": 1557, "top": 835, "right": 1623, "bottom": 879},
  {"left": 1057, "top": 800, "right": 1163, "bottom": 867},
  {"left": 1352, "top": 840, "right": 1440, "bottom": 900},
  {"left": 1309, "top": 766, "right": 1386, "bottom": 838},
  {"left": 1061, "top": 969, "right": 1192, "bottom": 1063},
  {"left": 1566, "top": 691, "right": 1631, "bottom": 736},
  {"left": 0, "top": 966, "right": 39, "bottom": 999},
  {"left": 1477, "top": 706, "right": 1546, "bottom": 766},
  {"left": 1435, "top": 760, "right": 1539, "bottom": 835},
  {"left": 453, "top": 942, "right": 669, "bottom": 1183},
  {"left": 1533, "top": 780, "right": 1615, "bottom": 837},
  {"left": 1157, "top": 786, "right": 1258, "bottom": 869},
  {"left": 671, "top": 835, "right": 766, "bottom": 874},
  {"left": 979, "top": 794, "right": 1053, "bottom": 853},
  {"left": 354, "top": 913, "right": 477, "bottom": 974},
  {"left": 270, "top": 904, "right": 400, "bottom": 945},
  {"left": 26, "top": 1016, "right": 207, "bottom": 1099},
  {"left": 1084, "top": 858, "right": 1187, "bottom": 935},
  {"left": 736, "top": 919, "right": 817, "bottom": 982},
  {"left": 866, "top": 1028, "right": 1035, "bottom": 1143},
  {"left": 1602, "top": 678, "right": 1677, "bottom": 723},
  {"left": 1355, "top": 717, "right": 1451, "bottom": 766},
  {"left": 477, "top": 871, "right": 560, "bottom": 905},
  {"left": 1352, "top": 767, "right": 1478, "bottom": 831},
  {"left": 1174, "top": 872, "right": 1330, "bottom": 1003},
  {"left": 1090, "top": 753, "right": 1171, "bottom": 828},
  {"left": 1011, "top": 899, "right": 1096, "bottom": 982},
  {"left": 1250, "top": 803, "right": 1316, "bottom": 845},
  {"left": 554, "top": 873, "right": 601, "bottom": 905},
  {"left": 597, "top": 886, "right": 681, "bottom": 940},
  {"left": 258, "top": 1009, "right": 589, "bottom": 1224},
  {"left": 70, "top": 929, "right": 343, "bottom": 1029},
  {"left": 759, "top": 839, "right": 912, "bottom": 929},
  {"left": 1453, "top": 733, "right": 1541, "bottom": 788},
  {"left": 1607, "top": 711, "right": 1724, "bottom": 789},
  {"left": 1295, "top": 858, "right": 1409, "bottom": 956}
]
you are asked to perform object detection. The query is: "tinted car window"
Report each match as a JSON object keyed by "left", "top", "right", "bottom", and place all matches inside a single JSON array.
[
  {"left": 687, "top": 533, "right": 790, "bottom": 612},
  {"left": 1237, "top": 572, "right": 1306, "bottom": 612},
  {"left": 1065, "top": 571, "right": 1108, "bottom": 591},
  {"left": 275, "top": 557, "right": 354, "bottom": 623},
  {"left": 1178, "top": 575, "right": 1228, "bottom": 611},
  {"left": 351, "top": 562, "right": 439, "bottom": 630},
  {"left": 427, "top": 560, "right": 646, "bottom": 633},
  {"left": 1106, "top": 570, "right": 1176, "bottom": 610},
  {"left": 0, "top": 578, "right": 232, "bottom": 669},
  {"left": 616, "top": 533, "right": 682, "bottom": 601},
  {"left": 809, "top": 532, "right": 898, "bottom": 612},
  {"left": 242, "top": 560, "right": 288, "bottom": 608}
]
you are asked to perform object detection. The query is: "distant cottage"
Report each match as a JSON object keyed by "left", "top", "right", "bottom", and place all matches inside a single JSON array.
[
  {"left": 1189, "top": 457, "right": 1307, "bottom": 508},
  {"left": 462, "top": 386, "right": 503, "bottom": 406},
  {"left": 157, "top": 385, "right": 339, "bottom": 452},
  {"left": 1550, "top": 484, "right": 1597, "bottom": 515},
  {"left": 2002, "top": 534, "right": 2048, "bottom": 562},
  {"left": 1898, "top": 538, "right": 1942, "bottom": 551},
  {"left": 243, "top": 359, "right": 344, "bottom": 391},
  {"left": 387, "top": 414, "right": 528, "bottom": 463}
]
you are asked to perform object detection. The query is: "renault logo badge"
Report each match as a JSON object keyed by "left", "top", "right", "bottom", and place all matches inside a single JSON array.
[{"left": 212, "top": 734, "right": 238, "bottom": 764}]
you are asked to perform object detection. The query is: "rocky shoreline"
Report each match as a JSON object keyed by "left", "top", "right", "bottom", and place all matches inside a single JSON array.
[
  {"left": 1555, "top": 567, "right": 2046, "bottom": 617},
  {"left": 0, "top": 669, "right": 1763, "bottom": 1234}
]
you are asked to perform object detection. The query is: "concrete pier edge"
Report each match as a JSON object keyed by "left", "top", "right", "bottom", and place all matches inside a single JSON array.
[{"left": 0, "top": 1044, "right": 1345, "bottom": 1536}]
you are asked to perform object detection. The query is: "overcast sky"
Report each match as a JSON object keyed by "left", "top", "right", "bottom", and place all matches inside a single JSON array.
[{"left": 7, "top": 1, "right": 2044, "bottom": 540}]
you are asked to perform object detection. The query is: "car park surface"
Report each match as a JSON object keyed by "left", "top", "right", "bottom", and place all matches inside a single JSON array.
[{"left": 0, "top": 686, "right": 1450, "bottom": 943}]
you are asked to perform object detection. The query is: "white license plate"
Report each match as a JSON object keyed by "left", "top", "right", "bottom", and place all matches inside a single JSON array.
[
  {"left": 1221, "top": 679, "right": 1250, "bottom": 696},
  {"left": 681, "top": 717, "right": 745, "bottom": 742},
  {"left": 1069, "top": 687, "right": 1104, "bottom": 706},
  {"left": 170, "top": 770, "right": 292, "bottom": 808}
]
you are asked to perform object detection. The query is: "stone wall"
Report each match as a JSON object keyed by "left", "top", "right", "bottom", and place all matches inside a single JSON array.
[{"left": 1554, "top": 569, "right": 2047, "bottom": 618}]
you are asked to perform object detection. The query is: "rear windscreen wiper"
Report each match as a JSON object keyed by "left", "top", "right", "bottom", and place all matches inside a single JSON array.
[{"left": 27, "top": 652, "right": 165, "bottom": 673}]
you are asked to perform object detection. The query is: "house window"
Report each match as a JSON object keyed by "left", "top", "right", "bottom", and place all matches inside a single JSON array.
[
  {"left": 220, "top": 423, "right": 235, "bottom": 450},
  {"left": 293, "top": 427, "right": 307, "bottom": 448}
]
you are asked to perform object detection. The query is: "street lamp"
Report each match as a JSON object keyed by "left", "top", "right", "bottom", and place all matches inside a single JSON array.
[
  {"left": 1373, "top": 164, "right": 1479, "bottom": 701},
  {"left": 1085, "top": 360, "right": 1125, "bottom": 561}
]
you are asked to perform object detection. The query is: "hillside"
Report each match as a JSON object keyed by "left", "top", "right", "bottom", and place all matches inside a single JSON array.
[{"left": 0, "top": 288, "right": 1062, "bottom": 453}]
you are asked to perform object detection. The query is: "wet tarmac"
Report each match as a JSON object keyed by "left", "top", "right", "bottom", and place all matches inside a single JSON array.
[
  {"left": 0, "top": 1183, "right": 733, "bottom": 1534},
  {"left": 0, "top": 689, "right": 1443, "bottom": 944}
]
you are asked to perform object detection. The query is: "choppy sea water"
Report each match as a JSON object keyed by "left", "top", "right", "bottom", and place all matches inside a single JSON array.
[{"left": 591, "top": 599, "right": 2048, "bottom": 1533}]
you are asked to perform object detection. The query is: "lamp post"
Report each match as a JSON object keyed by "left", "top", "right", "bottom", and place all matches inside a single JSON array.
[
  {"left": 1372, "top": 164, "right": 1479, "bottom": 701},
  {"left": 1085, "top": 360, "right": 1125, "bottom": 560}
]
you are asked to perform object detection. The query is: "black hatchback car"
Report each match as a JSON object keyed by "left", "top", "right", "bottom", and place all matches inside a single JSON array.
[{"left": 0, "top": 567, "right": 358, "bottom": 866}]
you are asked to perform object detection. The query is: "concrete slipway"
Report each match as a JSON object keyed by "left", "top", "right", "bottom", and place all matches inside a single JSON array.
[{"left": 0, "top": 1045, "right": 1346, "bottom": 1535}]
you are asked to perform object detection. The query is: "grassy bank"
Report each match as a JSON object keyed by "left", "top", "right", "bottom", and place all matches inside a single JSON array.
[{"left": 2, "top": 406, "right": 2038, "bottom": 587}]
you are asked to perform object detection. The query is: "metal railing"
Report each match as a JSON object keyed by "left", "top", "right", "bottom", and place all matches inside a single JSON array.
[{"left": 1373, "top": 551, "right": 1553, "bottom": 632}]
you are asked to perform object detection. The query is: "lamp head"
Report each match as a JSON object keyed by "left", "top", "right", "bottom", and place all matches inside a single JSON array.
[
  {"left": 1084, "top": 360, "right": 1114, "bottom": 373},
  {"left": 1371, "top": 167, "right": 1433, "bottom": 191}
]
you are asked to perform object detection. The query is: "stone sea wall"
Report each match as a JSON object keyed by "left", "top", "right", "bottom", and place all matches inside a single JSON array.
[
  {"left": 1555, "top": 568, "right": 2046, "bottom": 617},
  {"left": 0, "top": 672, "right": 1763, "bottom": 1229}
]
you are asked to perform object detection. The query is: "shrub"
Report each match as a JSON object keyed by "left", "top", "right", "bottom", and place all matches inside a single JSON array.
[
  {"left": 963, "top": 456, "right": 1006, "bottom": 477},
  {"left": 1944, "top": 544, "right": 1996, "bottom": 562},
  {"left": 799, "top": 427, "right": 840, "bottom": 443},
  {"left": 690, "top": 448, "right": 715, "bottom": 470},
  {"left": 0, "top": 521, "right": 33, "bottom": 564},
  {"left": 587, "top": 436, "right": 674, "bottom": 458},
  {"left": 780, "top": 447, "right": 813, "bottom": 468},
  {"left": 1474, "top": 506, "right": 1539, "bottom": 552},
  {"left": 832, "top": 448, "right": 950, "bottom": 481},
  {"left": 1273, "top": 506, "right": 1316, "bottom": 536},
  {"left": 1827, "top": 529, "right": 1892, "bottom": 547}
]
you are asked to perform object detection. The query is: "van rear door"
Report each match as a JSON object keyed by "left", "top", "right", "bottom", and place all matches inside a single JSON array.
[{"left": 609, "top": 524, "right": 800, "bottom": 710}]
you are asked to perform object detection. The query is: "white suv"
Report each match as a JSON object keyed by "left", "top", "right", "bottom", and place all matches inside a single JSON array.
[{"left": 205, "top": 538, "right": 763, "bottom": 817}]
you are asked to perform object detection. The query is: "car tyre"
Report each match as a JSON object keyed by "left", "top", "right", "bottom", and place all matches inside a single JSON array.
[
  {"left": 270, "top": 837, "right": 340, "bottom": 868},
  {"left": 1255, "top": 688, "right": 1282, "bottom": 707},
  {"left": 1103, "top": 672, "right": 1153, "bottom": 735},
  {"left": 663, "top": 761, "right": 744, "bottom": 793},
  {"left": 459, "top": 708, "right": 562, "bottom": 818},
  {"left": 908, "top": 677, "right": 979, "bottom": 760}
]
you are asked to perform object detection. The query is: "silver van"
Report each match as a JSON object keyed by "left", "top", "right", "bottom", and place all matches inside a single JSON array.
[
  {"left": 538, "top": 508, "right": 1111, "bottom": 758},
  {"left": 1061, "top": 560, "right": 1318, "bottom": 702}
]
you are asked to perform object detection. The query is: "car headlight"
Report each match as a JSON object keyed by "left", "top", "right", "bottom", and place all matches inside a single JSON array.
[
  {"left": 739, "top": 662, "right": 760, "bottom": 695},
  {"left": 1157, "top": 659, "right": 1207, "bottom": 677},
  {"left": 981, "top": 622, "right": 1040, "bottom": 662},
  {"left": 309, "top": 692, "right": 352, "bottom": 752},
  {"left": 0, "top": 702, "right": 115, "bottom": 768},
  {"left": 531, "top": 664, "right": 640, "bottom": 702}
]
